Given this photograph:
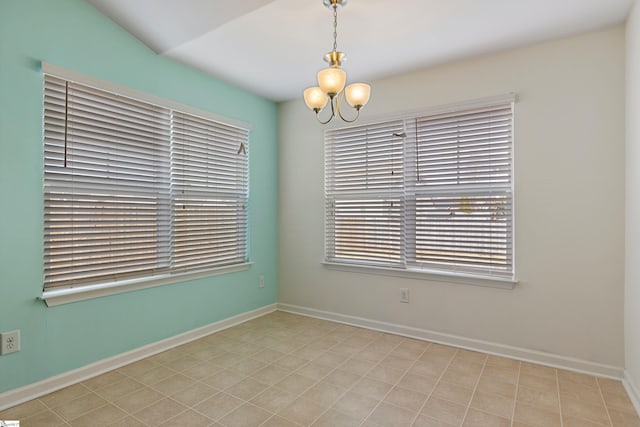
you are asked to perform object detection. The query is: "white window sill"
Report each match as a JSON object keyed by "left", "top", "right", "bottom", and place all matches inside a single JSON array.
[
  {"left": 322, "top": 262, "right": 517, "bottom": 289},
  {"left": 40, "top": 263, "right": 253, "bottom": 307}
]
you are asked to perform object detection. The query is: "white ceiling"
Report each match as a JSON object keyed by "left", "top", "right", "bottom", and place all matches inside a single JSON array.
[{"left": 86, "top": 0, "right": 633, "bottom": 102}]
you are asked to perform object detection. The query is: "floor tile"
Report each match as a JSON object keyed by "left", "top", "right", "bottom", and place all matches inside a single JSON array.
[
  {"left": 558, "top": 370, "right": 599, "bottom": 388},
  {"left": 397, "top": 373, "right": 438, "bottom": 395},
  {"left": 201, "top": 369, "right": 245, "bottom": 390},
  {"left": 514, "top": 402, "right": 562, "bottom": 427},
  {"left": 301, "top": 381, "right": 347, "bottom": 406},
  {"left": 412, "top": 413, "right": 457, "bottom": 426},
  {"left": 470, "top": 390, "right": 515, "bottom": 419},
  {"left": 52, "top": 392, "right": 108, "bottom": 421},
  {"left": 323, "top": 368, "right": 362, "bottom": 388},
  {"left": 481, "top": 365, "right": 519, "bottom": 385},
  {"left": 463, "top": 408, "right": 511, "bottom": 427},
  {"left": 69, "top": 403, "right": 127, "bottom": 427},
  {"left": 250, "top": 364, "right": 293, "bottom": 385},
  {"left": 107, "top": 416, "right": 147, "bottom": 427},
  {"left": 367, "top": 365, "right": 406, "bottom": 384},
  {"left": 518, "top": 385, "right": 561, "bottom": 412},
  {"left": 560, "top": 394, "right": 610, "bottom": 425},
  {"left": 519, "top": 372, "right": 558, "bottom": 393},
  {"left": 275, "top": 373, "right": 316, "bottom": 395},
  {"left": 296, "top": 361, "right": 334, "bottom": 381},
  {"left": 94, "top": 377, "right": 145, "bottom": 402},
  {"left": 486, "top": 355, "right": 519, "bottom": 369},
  {"left": 194, "top": 392, "right": 244, "bottom": 421},
  {"left": 332, "top": 391, "right": 380, "bottom": 421},
  {"left": 39, "top": 383, "right": 91, "bottom": 408},
  {"left": 157, "top": 409, "right": 214, "bottom": 427},
  {"left": 340, "top": 357, "right": 378, "bottom": 376},
  {"left": 609, "top": 407, "right": 640, "bottom": 426},
  {"left": 113, "top": 386, "right": 163, "bottom": 414},
  {"left": 0, "top": 399, "right": 49, "bottom": 420},
  {"left": 520, "top": 363, "right": 556, "bottom": 379},
  {"left": 170, "top": 381, "right": 218, "bottom": 406},
  {"left": 20, "top": 409, "right": 67, "bottom": 427},
  {"left": 150, "top": 373, "right": 194, "bottom": 395},
  {"left": 476, "top": 376, "right": 517, "bottom": 399},
  {"left": 278, "top": 397, "right": 327, "bottom": 426},
  {"left": 384, "top": 386, "right": 428, "bottom": 412},
  {"left": 602, "top": 390, "right": 638, "bottom": 414},
  {"left": 82, "top": 371, "right": 127, "bottom": 391},
  {"left": 261, "top": 415, "right": 301, "bottom": 427},
  {"left": 250, "top": 386, "right": 298, "bottom": 413},
  {"left": 312, "top": 408, "right": 361, "bottom": 427},
  {"left": 351, "top": 377, "right": 394, "bottom": 400},
  {"left": 367, "top": 401, "right": 416, "bottom": 427},
  {"left": 131, "top": 398, "right": 187, "bottom": 426},
  {"left": 432, "top": 381, "right": 474, "bottom": 406},
  {"left": 421, "top": 397, "right": 467, "bottom": 426},
  {"left": 225, "top": 377, "right": 269, "bottom": 401},
  {"left": 219, "top": 402, "right": 272, "bottom": 427}
]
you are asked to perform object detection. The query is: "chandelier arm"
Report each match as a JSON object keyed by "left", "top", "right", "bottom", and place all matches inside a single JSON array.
[
  {"left": 335, "top": 91, "right": 360, "bottom": 123},
  {"left": 315, "top": 96, "right": 337, "bottom": 124}
]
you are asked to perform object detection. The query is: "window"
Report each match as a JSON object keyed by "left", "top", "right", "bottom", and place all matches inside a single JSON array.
[
  {"left": 325, "top": 96, "right": 514, "bottom": 285},
  {"left": 43, "top": 70, "right": 249, "bottom": 295}
]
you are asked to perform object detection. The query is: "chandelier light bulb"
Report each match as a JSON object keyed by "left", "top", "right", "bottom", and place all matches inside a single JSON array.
[
  {"left": 304, "top": 87, "right": 329, "bottom": 111},
  {"left": 345, "top": 83, "right": 371, "bottom": 109},
  {"left": 317, "top": 67, "right": 347, "bottom": 96}
]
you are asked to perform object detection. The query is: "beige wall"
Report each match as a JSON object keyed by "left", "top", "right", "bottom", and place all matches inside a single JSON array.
[
  {"left": 626, "top": 0, "right": 640, "bottom": 392},
  {"left": 279, "top": 27, "right": 626, "bottom": 369}
]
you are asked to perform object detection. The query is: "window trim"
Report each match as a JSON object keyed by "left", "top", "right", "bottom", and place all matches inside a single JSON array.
[
  {"left": 40, "top": 262, "right": 252, "bottom": 307},
  {"left": 323, "top": 94, "right": 518, "bottom": 288},
  {"left": 323, "top": 261, "right": 516, "bottom": 289},
  {"left": 40, "top": 63, "right": 252, "bottom": 306}
]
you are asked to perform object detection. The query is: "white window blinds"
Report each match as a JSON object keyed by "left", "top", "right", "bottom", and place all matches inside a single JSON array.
[
  {"left": 43, "top": 74, "right": 249, "bottom": 290},
  {"left": 325, "top": 98, "right": 514, "bottom": 280},
  {"left": 325, "top": 120, "right": 406, "bottom": 265},
  {"left": 171, "top": 112, "right": 249, "bottom": 270}
]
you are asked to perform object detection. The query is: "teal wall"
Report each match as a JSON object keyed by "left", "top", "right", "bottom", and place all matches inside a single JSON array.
[{"left": 0, "top": 0, "right": 278, "bottom": 393}]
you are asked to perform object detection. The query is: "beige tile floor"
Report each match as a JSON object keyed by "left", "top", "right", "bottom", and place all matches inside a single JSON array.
[{"left": 1, "top": 311, "right": 639, "bottom": 427}]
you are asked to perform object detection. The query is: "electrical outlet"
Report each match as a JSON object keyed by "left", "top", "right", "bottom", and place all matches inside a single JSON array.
[
  {"left": 1, "top": 330, "right": 20, "bottom": 355},
  {"left": 400, "top": 288, "right": 410, "bottom": 303},
  {"left": 259, "top": 275, "right": 265, "bottom": 288}
]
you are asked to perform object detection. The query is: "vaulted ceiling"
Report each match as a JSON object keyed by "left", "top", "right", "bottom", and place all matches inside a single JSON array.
[{"left": 85, "top": 0, "right": 633, "bottom": 102}]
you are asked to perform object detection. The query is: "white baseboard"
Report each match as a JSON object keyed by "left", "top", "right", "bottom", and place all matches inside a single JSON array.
[
  {"left": 277, "top": 303, "right": 624, "bottom": 379},
  {"left": 0, "top": 303, "right": 277, "bottom": 412},
  {"left": 624, "top": 371, "right": 640, "bottom": 416}
]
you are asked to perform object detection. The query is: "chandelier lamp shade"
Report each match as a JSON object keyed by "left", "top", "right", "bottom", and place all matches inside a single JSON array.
[{"left": 303, "top": 0, "right": 371, "bottom": 124}]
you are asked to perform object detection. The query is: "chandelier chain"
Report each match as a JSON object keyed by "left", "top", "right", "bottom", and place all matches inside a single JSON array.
[{"left": 332, "top": 5, "right": 338, "bottom": 52}]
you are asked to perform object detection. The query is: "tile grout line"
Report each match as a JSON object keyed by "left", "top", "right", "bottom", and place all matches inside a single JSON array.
[
  {"left": 406, "top": 344, "right": 457, "bottom": 427},
  {"left": 355, "top": 338, "right": 419, "bottom": 427},
  {"left": 322, "top": 334, "right": 409, "bottom": 427},
  {"left": 595, "top": 378, "right": 615, "bottom": 427},
  {"left": 458, "top": 353, "right": 489, "bottom": 426},
  {"left": 272, "top": 325, "right": 366, "bottom": 427},
  {"left": 556, "top": 368, "right": 564, "bottom": 427},
  {"left": 256, "top": 320, "right": 360, "bottom": 427},
  {"left": 510, "top": 361, "right": 521, "bottom": 427}
]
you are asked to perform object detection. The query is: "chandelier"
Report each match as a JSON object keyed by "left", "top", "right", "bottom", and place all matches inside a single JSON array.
[{"left": 303, "top": 0, "right": 371, "bottom": 124}]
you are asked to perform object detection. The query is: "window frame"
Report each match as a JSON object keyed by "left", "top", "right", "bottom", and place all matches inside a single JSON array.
[
  {"left": 323, "top": 94, "right": 517, "bottom": 289},
  {"left": 40, "top": 63, "right": 252, "bottom": 306}
]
